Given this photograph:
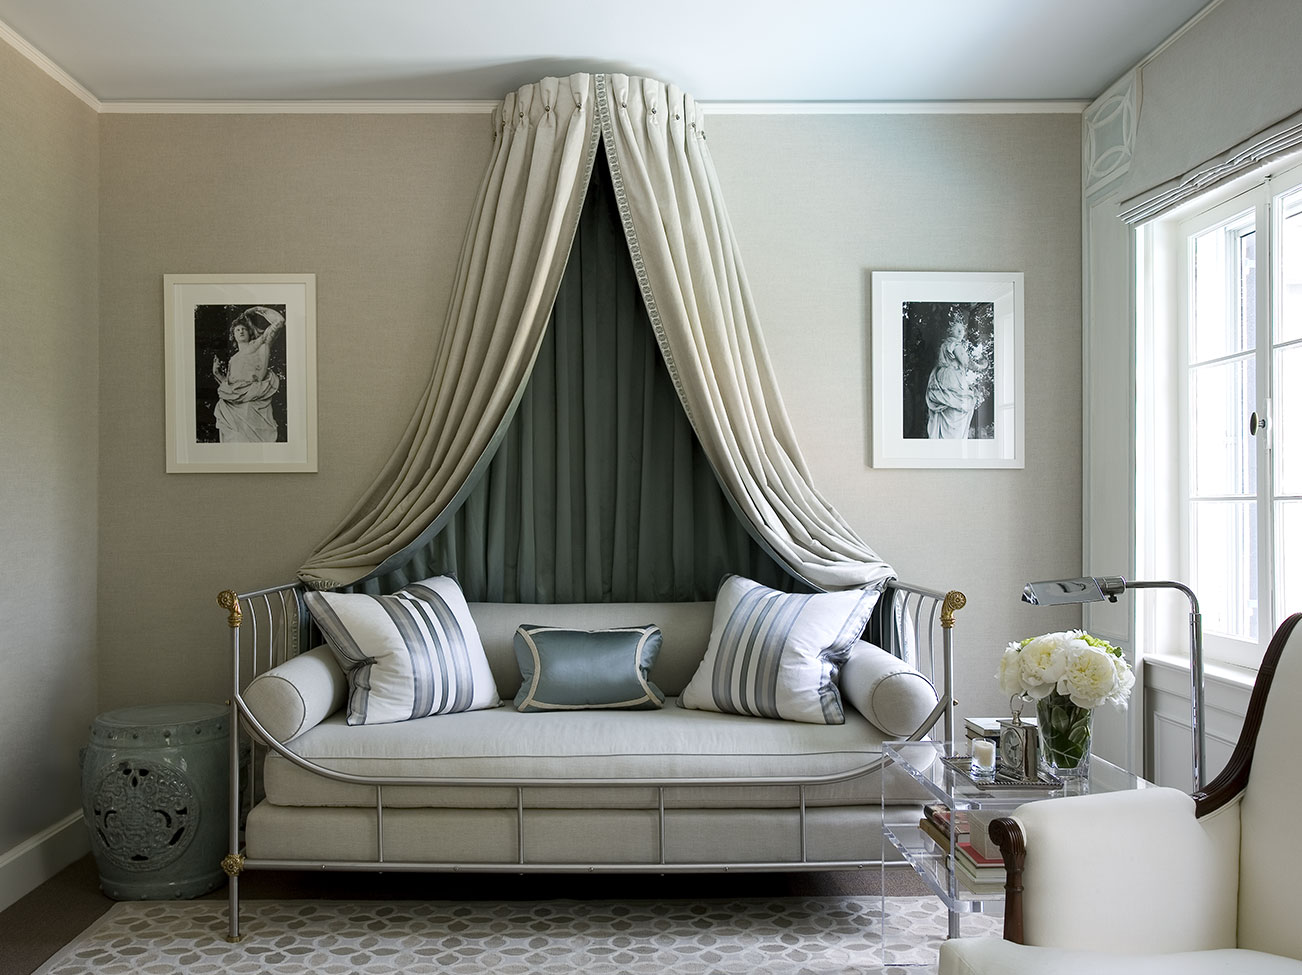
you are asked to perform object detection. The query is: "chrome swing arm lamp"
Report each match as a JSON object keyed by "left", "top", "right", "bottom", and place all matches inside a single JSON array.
[{"left": 1021, "top": 576, "right": 1206, "bottom": 790}]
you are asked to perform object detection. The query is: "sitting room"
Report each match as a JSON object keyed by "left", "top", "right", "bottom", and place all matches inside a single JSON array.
[{"left": 4, "top": 1, "right": 1300, "bottom": 972}]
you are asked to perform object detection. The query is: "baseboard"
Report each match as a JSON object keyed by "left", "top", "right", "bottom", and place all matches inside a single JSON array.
[{"left": 0, "top": 812, "right": 89, "bottom": 913}]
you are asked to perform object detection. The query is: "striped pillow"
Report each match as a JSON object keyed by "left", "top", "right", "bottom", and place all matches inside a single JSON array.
[
  {"left": 304, "top": 576, "right": 500, "bottom": 726},
  {"left": 680, "top": 575, "right": 880, "bottom": 725}
]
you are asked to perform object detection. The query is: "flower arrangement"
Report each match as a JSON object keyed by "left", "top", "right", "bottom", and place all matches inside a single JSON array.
[
  {"left": 998, "top": 630, "right": 1134, "bottom": 708},
  {"left": 998, "top": 630, "right": 1134, "bottom": 775}
]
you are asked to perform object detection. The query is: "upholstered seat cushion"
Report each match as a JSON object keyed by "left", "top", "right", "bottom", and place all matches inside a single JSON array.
[
  {"left": 262, "top": 695, "right": 927, "bottom": 809},
  {"left": 940, "top": 938, "right": 1302, "bottom": 975}
]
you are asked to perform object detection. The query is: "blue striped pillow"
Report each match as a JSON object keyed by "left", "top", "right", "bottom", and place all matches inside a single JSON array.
[
  {"left": 304, "top": 576, "right": 500, "bottom": 725},
  {"left": 680, "top": 575, "right": 880, "bottom": 724}
]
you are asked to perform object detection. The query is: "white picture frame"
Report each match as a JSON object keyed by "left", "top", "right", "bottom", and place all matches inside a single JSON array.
[
  {"left": 163, "top": 273, "right": 318, "bottom": 473},
  {"left": 871, "top": 270, "right": 1024, "bottom": 469}
]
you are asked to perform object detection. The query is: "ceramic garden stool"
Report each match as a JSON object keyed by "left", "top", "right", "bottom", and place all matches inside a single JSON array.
[{"left": 81, "top": 702, "right": 229, "bottom": 899}]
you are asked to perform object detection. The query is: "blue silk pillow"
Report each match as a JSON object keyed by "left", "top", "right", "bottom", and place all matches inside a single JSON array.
[{"left": 512, "top": 625, "right": 666, "bottom": 712}]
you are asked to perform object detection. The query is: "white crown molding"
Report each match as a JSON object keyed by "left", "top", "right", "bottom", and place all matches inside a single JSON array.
[
  {"left": 96, "top": 98, "right": 1092, "bottom": 116},
  {"left": 98, "top": 99, "right": 500, "bottom": 115},
  {"left": 701, "top": 100, "right": 1088, "bottom": 116},
  {"left": 0, "top": 16, "right": 100, "bottom": 110}
]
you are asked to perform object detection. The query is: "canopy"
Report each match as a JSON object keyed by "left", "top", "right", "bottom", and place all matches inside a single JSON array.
[{"left": 298, "top": 74, "right": 892, "bottom": 597}]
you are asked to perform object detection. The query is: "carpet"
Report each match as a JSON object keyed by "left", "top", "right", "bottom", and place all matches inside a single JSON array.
[{"left": 32, "top": 896, "right": 1000, "bottom": 974}]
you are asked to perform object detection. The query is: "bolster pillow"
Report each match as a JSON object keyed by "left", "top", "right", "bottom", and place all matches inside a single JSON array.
[
  {"left": 838, "top": 640, "right": 939, "bottom": 738},
  {"left": 242, "top": 645, "right": 348, "bottom": 743}
]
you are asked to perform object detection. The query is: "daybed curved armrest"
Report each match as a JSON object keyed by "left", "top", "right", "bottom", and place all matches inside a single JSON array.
[
  {"left": 242, "top": 645, "right": 347, "bottom": 743},
  {"left": 839, "top": 639, "right": 940, "bottom": 738},
  {"left": 993, "top": 786, "right": 1240, "bottom": 952}
]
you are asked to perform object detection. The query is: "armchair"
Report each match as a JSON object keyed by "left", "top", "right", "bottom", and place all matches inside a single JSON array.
[{"left": 940, "top": 614, "right": 1302, "bottom": 975}]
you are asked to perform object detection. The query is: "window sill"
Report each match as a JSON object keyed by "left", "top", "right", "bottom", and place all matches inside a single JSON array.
[{"left": 1144, "top": 653, "right": 1256, "bottom": 692}]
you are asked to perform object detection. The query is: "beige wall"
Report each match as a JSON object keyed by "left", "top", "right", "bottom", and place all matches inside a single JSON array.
[
  {"left": 97, "top": 113, "right": 492, "bottom": 708},
  {"left": 0, "top": 43, "right": 99, "bottom": 850},
  {"left": 709, "top": 113, "right": 1083, "bottom": 721},
  {"left": 96, "top": 109, "right": 1081, "bottom": 726}
]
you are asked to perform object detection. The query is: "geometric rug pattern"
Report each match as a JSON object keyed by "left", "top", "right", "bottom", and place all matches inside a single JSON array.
[{"left": 33, "top": 897, "right": 1000, "bottom": 975}]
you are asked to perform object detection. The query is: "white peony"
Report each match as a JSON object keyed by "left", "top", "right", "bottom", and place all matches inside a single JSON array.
[
  {"left": 1057, "top": 643, "right": 1120, "bottom": 709},
  {"left": 995, "top": 628, "right": 1134, "bottom": 711},
  {"left": 998, "top": 645, "right": 1024, "bottom": 696},
  {"left": 1016, "top": 631, "right": 1071, "bottom": 698}
]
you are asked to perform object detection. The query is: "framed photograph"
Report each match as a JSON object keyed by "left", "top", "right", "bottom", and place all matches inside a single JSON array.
[
  {"left": 871, "top": 270, "right": 1024, "bottom": 469},
  {"left": 163, "top": 273, "right": 317, "bottom": 473}
]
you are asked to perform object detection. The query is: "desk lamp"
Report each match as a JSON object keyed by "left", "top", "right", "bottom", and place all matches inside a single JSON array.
[{"left": 1021, "top": 576, "right": 1205, "bottom": 790}]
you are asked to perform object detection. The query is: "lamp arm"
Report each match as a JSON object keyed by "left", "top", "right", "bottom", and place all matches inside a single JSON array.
[{"left": 1124, "top": 579, "right": 1206, "bottom": 790}]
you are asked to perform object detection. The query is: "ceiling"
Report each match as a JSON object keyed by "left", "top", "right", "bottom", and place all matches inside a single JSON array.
[{"left": 0, "top": 0, "right": 1215, "bottom": 105}]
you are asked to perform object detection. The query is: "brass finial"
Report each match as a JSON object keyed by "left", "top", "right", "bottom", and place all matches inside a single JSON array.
[
  {"left": 217, "top": 590, "right": 242, "bottom": 628},
  {"left": 940, "top": 590, "right": 967, "bottom": 629}
]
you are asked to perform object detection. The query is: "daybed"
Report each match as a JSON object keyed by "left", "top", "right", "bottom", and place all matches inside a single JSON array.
[{"left": 217, "top": 577, "right": 964, "bottom": 942}]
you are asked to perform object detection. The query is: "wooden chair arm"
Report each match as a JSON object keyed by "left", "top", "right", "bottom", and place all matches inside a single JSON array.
[{"left": 989, "top": 816, "right": 1027, "bottom": 944}]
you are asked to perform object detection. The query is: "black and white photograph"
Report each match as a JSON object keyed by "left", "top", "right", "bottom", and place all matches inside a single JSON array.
[
  {"left": 901, "top": 300, "right": 995, "bottom": 441},
  {"left": 194, "top": 303, "right": 289, "bottom": 445},
  {"left": 164, "top": 274, "right": 318, "bottom": 473},
  {"left": 871, "top": 271, "right": 1023, "bottom": 468}
]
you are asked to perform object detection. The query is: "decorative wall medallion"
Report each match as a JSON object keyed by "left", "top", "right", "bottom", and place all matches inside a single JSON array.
[
  {"left": 88, "top": 760, "right": 197, "bottom": 871},
  {"left": 1084, "top": 71, "right": 1138, "bottom": 196}
]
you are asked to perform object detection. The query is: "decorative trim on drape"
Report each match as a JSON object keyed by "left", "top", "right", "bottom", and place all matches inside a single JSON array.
[
  {"left": 595, "top": 74, "right": 893, "bottom": 592},
  {"left": 300, "top": 72, "right": 893, "bottom": 597},
  {"left": 1118, "top": 106, "right": 1302, "bottom": 225},
  {"left": 299, "top": 75, "right": 602, "bottom": 589}
]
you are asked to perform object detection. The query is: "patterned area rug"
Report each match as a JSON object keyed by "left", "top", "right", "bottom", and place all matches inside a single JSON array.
[{"left": 34, "top": 896, "right": 1000, "bottom": 974}]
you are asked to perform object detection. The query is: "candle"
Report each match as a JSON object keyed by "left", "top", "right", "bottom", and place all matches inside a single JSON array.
[{"left": 971, "top": 739, "right": 996, "bottom": 770}]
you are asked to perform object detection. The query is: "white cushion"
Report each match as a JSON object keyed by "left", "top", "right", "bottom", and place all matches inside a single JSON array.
[
  {"left": 838, "top": 639, "right": 938, "bottom": 736},
  {"left": 242, "top": 644, "right": 347, "bottom": 742},
  {"left": 940, "top": 938, "right": 1302, "bottom": 975},
  {"left": 680, "top": 575, "right": 879, "bottom": 724},
  {"left": 260, "top": 696, "right": 930, "bottom": 808},
  {"left": 1016, "top": 787, "right": 1240, "bottom": 953},
  {"left": 304, "top": 576, "right": 500, "bottom": 725}
]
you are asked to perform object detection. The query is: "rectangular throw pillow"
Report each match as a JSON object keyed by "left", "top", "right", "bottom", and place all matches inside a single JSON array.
[
  {"left": 303, "top": 576, "right": 500, "bottom": 726},
  {"left": 680, "top": 574, "right": 880, "bottom": 725},
  {"left": 513, "top": 625, "right": 665, "bottom": 712}
]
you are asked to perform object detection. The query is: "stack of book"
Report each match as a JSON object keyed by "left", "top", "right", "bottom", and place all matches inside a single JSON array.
[{"left": 917, "top": 803, "right": 1006, "bottom": 894}]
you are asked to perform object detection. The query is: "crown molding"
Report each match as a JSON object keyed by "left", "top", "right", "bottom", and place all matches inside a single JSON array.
[
  {"left": 98, "top": 100, "right": 500, "bottom": 115},
  {"left": 701, "top": 100, "right": 1088, "bottom": 115},
  {"left": 0, "top": 16, "right": 100, "bottom": 110}
]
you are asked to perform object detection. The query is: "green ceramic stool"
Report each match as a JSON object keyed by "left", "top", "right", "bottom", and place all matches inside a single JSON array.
[{"left": 81, "top": 702, "right": 229, "bottom": 899}]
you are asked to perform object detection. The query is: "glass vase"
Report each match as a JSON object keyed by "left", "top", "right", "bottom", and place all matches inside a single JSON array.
[{"left": 1035, "top": 690, "right": 1093, "bottom": 778}]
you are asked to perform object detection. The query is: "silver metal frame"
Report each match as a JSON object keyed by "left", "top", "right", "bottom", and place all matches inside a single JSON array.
[{"left": 218, "top": 581, "right": 963, "bottom": 943}]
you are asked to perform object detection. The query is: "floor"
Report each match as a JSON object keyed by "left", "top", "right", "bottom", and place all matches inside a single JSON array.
[{"left": 0, "top": 855, "right": 931, "bottom": 975}]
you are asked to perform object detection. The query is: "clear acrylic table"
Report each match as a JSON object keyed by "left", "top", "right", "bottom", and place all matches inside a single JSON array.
[{"left": 880, "top": 739, "right": 1152, "bottom": 958}]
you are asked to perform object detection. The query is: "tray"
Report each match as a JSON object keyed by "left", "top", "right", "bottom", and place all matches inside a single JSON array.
[{"left": 941, "top": 755, "right": 1063, "bottom": 790}]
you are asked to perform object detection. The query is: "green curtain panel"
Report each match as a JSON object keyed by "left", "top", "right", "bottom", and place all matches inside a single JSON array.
[{"left": 356, "top": 160, "right": 794, "bottom": 600}]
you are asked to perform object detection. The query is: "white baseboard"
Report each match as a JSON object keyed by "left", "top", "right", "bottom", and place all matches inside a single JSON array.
[{"left": 0, "top": 812, "right": 89, "bottom": 913}]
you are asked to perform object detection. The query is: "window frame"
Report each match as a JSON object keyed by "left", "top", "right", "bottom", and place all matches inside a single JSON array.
[{"left": 1139, "top": 156, "right": 1302, "bottom": 671}]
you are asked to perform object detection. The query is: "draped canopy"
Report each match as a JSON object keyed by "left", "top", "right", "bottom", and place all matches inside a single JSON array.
[{"left": 298, "top": 73, "right": 892, "bottom": 597}]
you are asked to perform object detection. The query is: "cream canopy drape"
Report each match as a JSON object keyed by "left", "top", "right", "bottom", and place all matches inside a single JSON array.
[{"left": 299, "top": 73, "right": 893, "bottom": 595}]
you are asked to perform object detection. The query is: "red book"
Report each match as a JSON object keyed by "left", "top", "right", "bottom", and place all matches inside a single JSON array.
[{"left": 956, "top": 840, "right": 1003, "bottom": 868}]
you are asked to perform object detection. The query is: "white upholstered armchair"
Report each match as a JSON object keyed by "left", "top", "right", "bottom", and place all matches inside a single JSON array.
[{"left": 940, "top": 614, "right": 1302, "bottom": 975}]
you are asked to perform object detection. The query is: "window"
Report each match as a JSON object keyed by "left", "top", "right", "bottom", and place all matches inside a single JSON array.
[{"left": 1140, "top": 161, "right": 1302, "bottom": 668}]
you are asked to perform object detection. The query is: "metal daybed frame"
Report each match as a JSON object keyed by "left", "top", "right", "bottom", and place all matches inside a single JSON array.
[{"left": 216, "top": 580, "right": 965, "bottom": 943}]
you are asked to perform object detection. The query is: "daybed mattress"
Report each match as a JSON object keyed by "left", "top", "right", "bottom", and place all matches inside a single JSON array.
[{"left": 262, "top": 697, "right": 929, "bottom": 809}]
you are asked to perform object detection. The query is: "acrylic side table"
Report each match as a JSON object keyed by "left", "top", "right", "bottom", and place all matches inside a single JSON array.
[
  {"left": 81, "top": 702, "right": 230, "bottom": 899},
  {"left": 880, "top": 740, "right": 1151, "bottom": 963}
]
